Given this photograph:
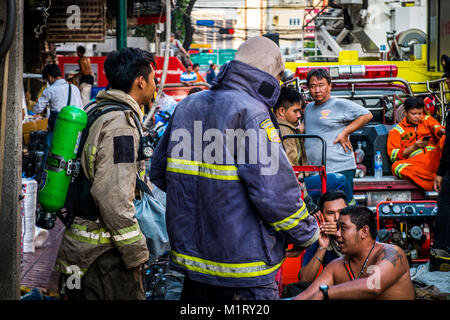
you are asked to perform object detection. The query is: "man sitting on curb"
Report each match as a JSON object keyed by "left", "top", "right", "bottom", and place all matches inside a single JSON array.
[{"left": 294, "top": 206, "right": 415, "bottom": 300}]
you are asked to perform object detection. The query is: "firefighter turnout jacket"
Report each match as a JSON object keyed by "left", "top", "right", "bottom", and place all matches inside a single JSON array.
[
  {"left": 150, "top": 60, "right": 319, "bottom": 287},
  {"left": 55, "top": 89, "right": 149, "bottom": 276}
]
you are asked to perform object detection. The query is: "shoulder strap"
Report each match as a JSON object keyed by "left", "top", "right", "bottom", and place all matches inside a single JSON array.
[
  {"left": 75, "top": 101, "right": 132, "bottom": 160},
  {"left": 67, "top": 83, "right": 72, "bottom": 105}
]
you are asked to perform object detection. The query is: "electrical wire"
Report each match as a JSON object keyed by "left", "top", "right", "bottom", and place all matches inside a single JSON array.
[{"left": 34, "top": 0, "right": 52, "bottom": 39}]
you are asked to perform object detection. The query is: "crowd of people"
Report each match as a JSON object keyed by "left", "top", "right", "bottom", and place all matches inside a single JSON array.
[{"left": 31, "top": 35, "right": 450, "bottom": 301}]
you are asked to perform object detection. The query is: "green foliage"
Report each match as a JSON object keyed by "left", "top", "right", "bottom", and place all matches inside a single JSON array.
[
  {"left": 133, "top": 24, "right": 156, "bottom": 42},
  {"left": 172, "top": 0, "right": 191, "bottom": 41}
]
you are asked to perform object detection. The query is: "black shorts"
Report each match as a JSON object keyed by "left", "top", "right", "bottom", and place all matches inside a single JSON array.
[{"left": 80, "top": 74, "right": 94, "bottom": 85}]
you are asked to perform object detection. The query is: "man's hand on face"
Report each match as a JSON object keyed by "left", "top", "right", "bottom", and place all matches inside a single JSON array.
[
  {"left": 315, "top": 210, "right": 338, "bottom": 249},
  {"left": 313, "top": 211, "right": 323, "bottom": 224},
  {"left": 318, "top": 231, "right": 330, "bottom": 249},
  {"left": 334, "top": 130, "right": 353, "bottom": 153},
  {"left": 320, "top": 221, "right": 338, "bottom": 236}
]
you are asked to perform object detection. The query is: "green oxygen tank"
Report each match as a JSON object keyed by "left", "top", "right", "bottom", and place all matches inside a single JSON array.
[{"left": 37, "top": 105, "right": 87, "bottom": 229}]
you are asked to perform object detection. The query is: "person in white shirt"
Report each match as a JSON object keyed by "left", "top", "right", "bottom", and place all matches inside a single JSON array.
[
  {"left": 35, "top": 64, "right": 83, "bottom": 130},
  {"left": 34, "top": 64, "right": 83, "bottom": 180}
]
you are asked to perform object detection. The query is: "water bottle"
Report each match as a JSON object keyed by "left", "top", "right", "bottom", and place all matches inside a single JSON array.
[{"left": 374, "top": 151, "right": 383, "bottom": 179}]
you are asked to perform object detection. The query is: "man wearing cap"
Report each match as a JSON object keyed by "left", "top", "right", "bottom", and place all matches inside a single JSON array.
[{"left": 150, "top": 36, "right": 319, "bottom": 300}]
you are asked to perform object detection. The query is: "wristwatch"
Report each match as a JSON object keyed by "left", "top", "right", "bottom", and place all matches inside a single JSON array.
[{"left": 319, "top": 284, "right": 329, "bottom": 301}]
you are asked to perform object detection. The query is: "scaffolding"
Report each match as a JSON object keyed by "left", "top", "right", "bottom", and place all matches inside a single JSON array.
[{"left": 300, "top": 0, "right": 328, "bottom": 60}]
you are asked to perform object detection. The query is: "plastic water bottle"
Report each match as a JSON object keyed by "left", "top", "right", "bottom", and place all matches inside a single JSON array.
[{"left": 374, "top": 151, "right": 383, "bottom": 179}]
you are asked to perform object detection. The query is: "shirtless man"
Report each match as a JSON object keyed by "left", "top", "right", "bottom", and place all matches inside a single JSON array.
[{"left": 294, "top": 205, "right": 415, "bottom": 300}]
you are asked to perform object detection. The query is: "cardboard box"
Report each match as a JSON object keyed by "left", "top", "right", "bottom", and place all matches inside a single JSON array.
[{"left": 23, "top": 118, "right": 48, "bottom": 145}]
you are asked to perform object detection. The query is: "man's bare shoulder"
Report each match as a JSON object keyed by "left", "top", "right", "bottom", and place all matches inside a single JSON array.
[
  {"left": 323, "top": 255, "right": 346, "bottom": 272},
  {"left": 375, "top": 243, "right": 408, "bottom": 269}
]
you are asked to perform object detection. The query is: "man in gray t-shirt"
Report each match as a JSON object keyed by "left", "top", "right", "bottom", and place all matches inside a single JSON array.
[{"left": 304, "top": 69, "right": 373, "bottom": 189}]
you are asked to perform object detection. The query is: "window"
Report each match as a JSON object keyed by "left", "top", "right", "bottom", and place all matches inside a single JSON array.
[
  {"left": 273, "top": 15, "right": 279, "bottom": 26},
  {"left": 289, "top": 18, "right": 301, "bottom": 26}
]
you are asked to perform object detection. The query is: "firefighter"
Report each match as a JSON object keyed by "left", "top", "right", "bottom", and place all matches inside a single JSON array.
[
  {"left": 387, "top": 97, "right": 445, "bottom": 191},
  {"left": 55, "top": 48, "right": 156, "bottom": 300},
  {"left": 150, "top": 36, "right": 319, "bottom": 300}
]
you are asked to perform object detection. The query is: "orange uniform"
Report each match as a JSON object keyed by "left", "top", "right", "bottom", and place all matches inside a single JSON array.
[
  {"left": 196, "top": 71, "right": 205, "bottom": 82},
  {"left": 387, "top": 115, "right": 445, "bottom": 190}
]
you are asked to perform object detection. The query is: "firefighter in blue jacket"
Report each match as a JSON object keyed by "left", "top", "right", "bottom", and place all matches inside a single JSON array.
[{"left": 150, "top": 36, "right": 319, "bottom": 300}]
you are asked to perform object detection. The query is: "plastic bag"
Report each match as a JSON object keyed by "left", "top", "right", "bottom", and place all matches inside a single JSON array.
[{"left": 134, "top": 191, "right": 170, "bottom": 263}]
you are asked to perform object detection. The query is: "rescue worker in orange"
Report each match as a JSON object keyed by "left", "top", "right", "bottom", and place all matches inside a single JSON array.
[{"left": 387, "top": 97, "right": 445, "bottom": 190}]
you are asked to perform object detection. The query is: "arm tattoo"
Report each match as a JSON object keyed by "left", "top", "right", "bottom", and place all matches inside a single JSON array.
[{"left": 380, "top": 245, "right": 404, "bottom": 267}]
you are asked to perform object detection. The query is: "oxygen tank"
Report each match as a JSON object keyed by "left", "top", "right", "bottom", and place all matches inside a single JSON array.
[{"left": 37, "top": 105, "right": 87, "bottom": 229}]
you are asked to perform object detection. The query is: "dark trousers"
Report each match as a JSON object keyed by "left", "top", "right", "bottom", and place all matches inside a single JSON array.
[
  {"left": 336, "top": 169, "right": 356, "bottom": 191},
  {"left": 180, "top": 277, "right": 280, "bottom": 301},
  {"left": 60, "top": 249, "right": 145, "bottom": 300},
  {"left": 435, "top": 174, "right": 450, "bottom": 251}
]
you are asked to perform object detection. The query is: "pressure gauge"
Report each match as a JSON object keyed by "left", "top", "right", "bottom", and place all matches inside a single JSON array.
[
  {"left": 381, "top": 205, "right": 391, "bottom": 214},
  {"left": 392, "top": 205, "right": 402, "bottom": 214}
]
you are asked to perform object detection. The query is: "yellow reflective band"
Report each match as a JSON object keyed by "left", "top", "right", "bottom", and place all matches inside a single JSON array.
[
  {"left": 110, "top": 224, "right": 143, "bottom": 246},
  {"left": 393, "top": 125, "right": 404, "bottom": 135},
  {"left": 85, "top": 144, "right": 97, "bottom": 179},
  {"left": 409, "top": 149, "right": 423, "bottom": 158},
  {"left": 167, "top": 158, "right": 240, "bottom": 181},
  {"left": 171, "top": 250, "right": 284, "bottom": 278},
  {"left": 425, "top": 115, "right": 430, "bottom": 120},
  {"left": 55, "top": 259, "right": 88, "bottom": 276},
  {"left": 66, "top": 223, "right": 112, "bottom": 245},
  {"left": 394, "top": 163, "right": 410, "bottom": 178},
  {"left": 269, "top": 202, "right": 308, "bottom": 232},
  {"left": 426, "top": 146, "right": 436, "bottom": 151},
  {"left": 390, "top": 149, "right": 400, "bottom": 162}
]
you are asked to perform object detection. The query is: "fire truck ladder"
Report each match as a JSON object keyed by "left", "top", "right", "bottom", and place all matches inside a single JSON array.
[
  {"left": 301, "top": 0, "right": 379, "bottom": 61},
  {"left": 300, "top": 0, "right": 327, "bottom": 60}
]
